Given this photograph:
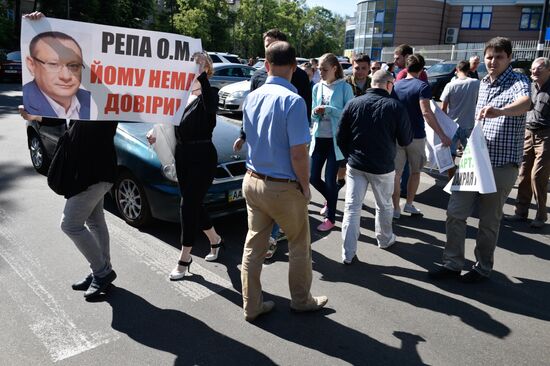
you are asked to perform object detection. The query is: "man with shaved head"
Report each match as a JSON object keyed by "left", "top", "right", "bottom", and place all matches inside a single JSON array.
[{"left": 337, "top": 70, "right": 412, "bottom": 264}]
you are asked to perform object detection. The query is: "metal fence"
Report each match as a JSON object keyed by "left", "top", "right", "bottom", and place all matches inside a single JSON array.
[{"left": 381, "top": 40, "right": 550, "bottom": 63}]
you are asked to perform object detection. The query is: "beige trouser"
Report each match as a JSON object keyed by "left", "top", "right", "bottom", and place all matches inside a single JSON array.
[
  {"left": 241, "top": 173, "right": 314, "bottom": 318},
  {"left": 443, "top": 164, "right": 518, "bottom": 276}
]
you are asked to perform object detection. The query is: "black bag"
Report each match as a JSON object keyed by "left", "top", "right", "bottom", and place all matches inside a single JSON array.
[{"left": 47, "top": 123, "right": 77, "bottom": 196}]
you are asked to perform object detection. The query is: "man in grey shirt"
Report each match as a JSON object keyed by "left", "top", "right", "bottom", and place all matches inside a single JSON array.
[{"left": 441, "top": 60, "right": 480, "bottom": 176}]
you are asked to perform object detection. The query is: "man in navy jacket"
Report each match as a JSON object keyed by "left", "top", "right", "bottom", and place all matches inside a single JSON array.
[{"left": 337, "top": 70, "right": 412, "bottom": 264}]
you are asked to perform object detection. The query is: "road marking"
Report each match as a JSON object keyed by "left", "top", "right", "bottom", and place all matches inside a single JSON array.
[
  {"left": 0, "top": 209, "right": 118, "bottom": 362},
  {"left": 109, "top": 218, "right": 233, "bottom": 302}
]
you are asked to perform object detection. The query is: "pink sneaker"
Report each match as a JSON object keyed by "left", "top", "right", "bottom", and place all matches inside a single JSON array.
[
  {"left": 317, "top": 218, "right": 335, "bottom": 232},
  {"left": 320, "top": 202, "right": 328, "bottom": 216}
]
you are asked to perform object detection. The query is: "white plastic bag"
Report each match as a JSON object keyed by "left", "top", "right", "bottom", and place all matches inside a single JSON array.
[{"left": 151, "top": 124, "right": 177, "bottom": 181}]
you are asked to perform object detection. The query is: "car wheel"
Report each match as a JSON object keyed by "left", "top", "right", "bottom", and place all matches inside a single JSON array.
[
  {"left": 114, "top": 170, "right": 152, "bottom": 227},
  {"left": 28, "top": 132, "right": 50, "bottom": 175}
]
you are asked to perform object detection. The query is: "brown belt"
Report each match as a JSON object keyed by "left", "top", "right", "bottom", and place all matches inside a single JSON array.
[{"left": 247, "top": 170, "right": 296, "bottom": 183}]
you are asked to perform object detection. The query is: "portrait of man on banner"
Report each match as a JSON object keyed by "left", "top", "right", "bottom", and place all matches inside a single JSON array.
[{"left": 23, "top": 31, "right": 91, "bottom": 120}]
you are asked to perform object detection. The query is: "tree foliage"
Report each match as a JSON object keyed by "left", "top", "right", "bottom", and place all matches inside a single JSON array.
[{"left": 11, "top": 0, "right": 346, "bottom": 58}]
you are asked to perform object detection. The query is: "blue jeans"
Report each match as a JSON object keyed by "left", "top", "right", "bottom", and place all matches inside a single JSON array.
[{"left": 310, "top": 137, "right": 340, "bottom": 223}]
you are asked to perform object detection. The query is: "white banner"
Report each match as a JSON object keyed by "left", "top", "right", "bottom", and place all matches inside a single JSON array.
[
  {"left": 21, "top": 17, "right": 202, "bottom": 124},
  {"left": 444, "top": 120, "right": 497, "bottom": 194},
  {"left": 425, "top": 100, "right": 458, "bottom": 172}
]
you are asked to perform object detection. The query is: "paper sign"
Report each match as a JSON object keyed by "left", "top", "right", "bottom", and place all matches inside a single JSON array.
[
  {"left": 444, "top": 120, "right": 496, "bottom": 194},
  {"left": 21, "top": 17, "right": 202, "bottom": 124},
  {"left": 425, "top": 100, "right": 459, "bottom": 171}
]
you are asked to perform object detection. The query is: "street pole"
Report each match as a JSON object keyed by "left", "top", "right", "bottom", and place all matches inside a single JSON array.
[
  {"left": 537, "top": 0, "right": 549, "bottom": 57},
  {"left": 438, "top": 0, "right": 447, "bottom": 44}
]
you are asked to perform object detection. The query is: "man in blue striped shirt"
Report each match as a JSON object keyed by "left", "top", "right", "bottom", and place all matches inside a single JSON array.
[{"left": 429, "top": 37, "right": 531, "bottom": 283}]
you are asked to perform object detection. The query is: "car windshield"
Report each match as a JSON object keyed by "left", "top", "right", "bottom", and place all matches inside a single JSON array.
[
  {"left": 427, "top": 63, "right": 456, "bottom": 76},
  {"left": 7, "top": 51, "right": 21, "bottom": 62},
  {"left": 224, "top": 55, "right": 241, "bottom": 64}
]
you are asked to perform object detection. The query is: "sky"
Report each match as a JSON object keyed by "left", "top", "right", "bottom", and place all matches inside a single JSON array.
[{"left": 305, "top": 0, "right": 357, "bottom": 17}]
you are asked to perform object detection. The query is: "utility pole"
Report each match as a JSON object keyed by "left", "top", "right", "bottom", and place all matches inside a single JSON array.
[{"left": 537, "top": 0, "right": 549, "bottom": 57}]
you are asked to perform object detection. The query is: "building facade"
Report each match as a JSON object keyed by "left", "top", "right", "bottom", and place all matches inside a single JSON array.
[{"left": 352, "top": 0, "right": 546, "bottom": 59}]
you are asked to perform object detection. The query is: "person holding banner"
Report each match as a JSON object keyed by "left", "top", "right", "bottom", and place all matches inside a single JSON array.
[
  {"left": 391, "top": 54, "right": 451, "bottom": 219},
  {"left": 507, "top": 57, "right": 550, "bottom": 229},
  {"left": 429, "top": 37, "right": 531, "bottom": 283},
  {"left": 148, "top": 52, "right": 224, "bottom": 280},
  {"left": 20, "top": 11, "right": 118, "bottom": 299}
]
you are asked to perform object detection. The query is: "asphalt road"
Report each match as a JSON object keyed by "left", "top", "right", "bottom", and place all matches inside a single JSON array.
[{"left": 1, "top": 83, "right": 549, "bottom": 365}]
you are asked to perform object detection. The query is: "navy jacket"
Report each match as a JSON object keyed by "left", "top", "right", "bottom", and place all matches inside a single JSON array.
[
  {"left": 336, "top": 88, "right": 413, "bottom": 175},
  {"left": 23, "top": 80, "right": 91, "bottom": 120}
]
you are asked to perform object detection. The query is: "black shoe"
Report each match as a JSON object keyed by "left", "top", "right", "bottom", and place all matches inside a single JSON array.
[
  {"left": 428, "top": 266, "right": 461, "bottom": 280},
  {"left": 72, "top": 273, "right": 93, "bottom": 291},
  {"left": 84, "top": 270, "right": 117, "bottom": 298},
  {"left": 460, "top": 270, "right": 487, "bottom": 284}
]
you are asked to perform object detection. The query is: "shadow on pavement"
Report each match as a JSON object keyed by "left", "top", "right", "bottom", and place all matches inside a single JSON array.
[{"left": 104, "top": 286, "right": 275, "bottom": 365}]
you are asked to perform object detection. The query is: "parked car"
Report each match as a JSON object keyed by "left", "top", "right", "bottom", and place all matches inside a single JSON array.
[
  {"left": 0, "top": 51, "right": 22, "bottom": 82},
  {"left": 207, "top": 52, "right": 241, "bottom": 64},
  {"left": 218, "top": 80, "right": 250, "bottom": 114},
  {"left": 424, "top": 58, "right": 445, "bottom": 69},
  {"left": 210, "top": 63, "right": 256, "bottom": 92},
  {"left": 426, "top": 61, "right": 457, "bottom": 100},
  {"left": 25, "top": 117, "right": 247, "bottom": 227}
]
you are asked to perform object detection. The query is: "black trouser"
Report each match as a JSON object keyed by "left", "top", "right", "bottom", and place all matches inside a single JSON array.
[{"left": 175, "top": 142, "right": 217, "bottom": 247}]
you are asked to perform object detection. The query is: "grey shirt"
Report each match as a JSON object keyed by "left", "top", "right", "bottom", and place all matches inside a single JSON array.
[
  {"left": 527, "top": 80, "right": 550, "bottom": 130},
  {"left": 440, "top": 76, "right": 480, "bottom": 130}
]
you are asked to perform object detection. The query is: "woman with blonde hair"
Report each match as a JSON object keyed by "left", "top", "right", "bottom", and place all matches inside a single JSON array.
[
  {"left": 310, "top": 53, "right": 354, "bottom": 231},
  {"left": 148, "top": 52, "right": 224, "bottom": 280}
]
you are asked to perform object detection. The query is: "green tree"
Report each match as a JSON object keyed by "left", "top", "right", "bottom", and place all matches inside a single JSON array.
[
  {"left": 233, "top": 0, "right": 278, "bottom": 58},
  {"left": 275, "top": 0, "right": 306, "bottom": 56},
  {"left": 174, "top": 0, "right": 231, "bottom": 51},
  {"left": 301, "top": 6, "right": 345, "bottom": 58}
]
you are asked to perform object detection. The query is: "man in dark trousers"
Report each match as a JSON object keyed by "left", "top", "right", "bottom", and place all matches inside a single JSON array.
[{"left": 337, "top": 70, "right": 412, "bottom": 264}]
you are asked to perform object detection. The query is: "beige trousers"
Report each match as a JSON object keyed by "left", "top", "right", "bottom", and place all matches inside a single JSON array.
[{"left": 240, "top": 173, "right": 315, "bottom": 318}]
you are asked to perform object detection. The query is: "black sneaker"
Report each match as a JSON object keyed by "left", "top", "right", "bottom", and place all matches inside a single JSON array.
[
  {"left": 72, "top": 273, "right": 93, "bottom": 291},
  {"left": 428, "top": 266, "right": 461, "bottom": 280},
  {"left": 460, "top": 270, "right": 487, "bottom": 284},
  {"left": 84, "top": 270, "right": 117, "bottom": 298}
]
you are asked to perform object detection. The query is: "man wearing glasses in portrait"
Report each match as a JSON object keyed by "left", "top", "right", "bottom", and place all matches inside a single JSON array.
[{"left": 23, "top": 31, "right": 90, "bottom": 120}]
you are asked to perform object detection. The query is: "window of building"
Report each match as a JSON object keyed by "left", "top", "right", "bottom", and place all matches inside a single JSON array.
[
  {"left": 461, "top": 6, "right": 492, "bottom": 29},
  {"left": 353, "top": 0, "right": 396, "bottom": 59},
  {"left": 520, "top": 7, "right": 542, "bottom": 30}
]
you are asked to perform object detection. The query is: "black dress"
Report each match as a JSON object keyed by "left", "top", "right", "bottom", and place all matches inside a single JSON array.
[{"left": 174, "top": 72, "right": 218, "bottom": 246}]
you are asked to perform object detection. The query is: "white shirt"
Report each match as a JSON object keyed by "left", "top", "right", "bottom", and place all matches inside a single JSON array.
[{"left": 42, "top": 91, "right": 81, "bottom": 120}]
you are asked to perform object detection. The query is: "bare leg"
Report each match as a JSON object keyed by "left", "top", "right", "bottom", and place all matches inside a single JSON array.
[
  {"left": 203, "top": 226, "right": 222, "bottom": 255},
  {"left": 392, "top": 170, "right": 403, "bottom": 211},
  {"left": 406, "top": 172, "right": 421, "bottom": 205}
]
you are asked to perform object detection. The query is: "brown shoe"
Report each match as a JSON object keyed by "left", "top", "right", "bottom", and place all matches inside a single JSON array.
[
  {"left": 290, "top": 296, "right": 328, "bottom": 313},
  {"left": 244, "top": 301, "right": 275, "bottom": 322}
]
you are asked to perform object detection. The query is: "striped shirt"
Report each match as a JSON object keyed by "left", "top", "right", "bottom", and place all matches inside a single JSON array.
[{"left": 476, "top": 66, "right": 530, "bottom": 167}]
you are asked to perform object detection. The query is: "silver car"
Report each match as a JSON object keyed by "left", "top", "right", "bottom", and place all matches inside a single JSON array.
[{"left": 210, "top": 63, "right": 256, "bottom": 92}]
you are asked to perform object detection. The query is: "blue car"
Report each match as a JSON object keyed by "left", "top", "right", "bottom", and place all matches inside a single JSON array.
[{"left": 26, "top": 116, "right": 247, "bottom": 227}]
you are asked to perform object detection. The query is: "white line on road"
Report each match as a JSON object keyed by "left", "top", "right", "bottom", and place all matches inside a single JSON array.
[
  {"left": 0, "top": 209, "right": 119, "bottom": 362},
  {"left": 108, "top": 217, "right": 233, "bottom": 302}
]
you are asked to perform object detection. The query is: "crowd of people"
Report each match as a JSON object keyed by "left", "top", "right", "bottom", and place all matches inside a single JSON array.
[{"left": 19, "top": 11, "right": 549, "bottom": 323}]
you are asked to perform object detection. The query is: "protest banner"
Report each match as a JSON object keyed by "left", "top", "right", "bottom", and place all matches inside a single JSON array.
[
  {"left": 443, "top": 120, "right": 496, "bottom": 194},
  {"left": 21, "top": 17, "right": 202, "bottom": 124},
  {"left": 424, "top": 100, "right": 458, "bottom": 172}
]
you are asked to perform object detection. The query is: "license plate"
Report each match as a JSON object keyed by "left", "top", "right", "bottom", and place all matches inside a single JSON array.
[
  {"left": 228, "top": 188, "right": 243, "bottom": 202},
  {"left": 5, "top": 70, "right": 17, "bottom": 74}
]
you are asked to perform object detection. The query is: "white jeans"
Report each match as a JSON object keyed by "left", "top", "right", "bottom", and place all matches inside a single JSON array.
[{"left": 341, "top": 165, "right": 395, "bottom": 261}]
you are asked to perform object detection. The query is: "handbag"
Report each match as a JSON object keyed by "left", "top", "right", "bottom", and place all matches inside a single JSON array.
[
  {"left": 47, "top": 122, "right": 77, "bottom": 196},
  {"left": 150, "top": 123, "right": 177, "bottom": 181}
]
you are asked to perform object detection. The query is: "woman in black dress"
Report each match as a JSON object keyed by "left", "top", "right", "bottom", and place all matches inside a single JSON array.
[{"left": 148, "top": 52, "right": 223, "bottom": 280}]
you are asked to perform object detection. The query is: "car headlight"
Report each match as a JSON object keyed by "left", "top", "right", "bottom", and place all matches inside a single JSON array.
[
  {"left": 161, "top": 163, "right": 178, "bottom": 183},
  {"left": 230, "top": 90, "right": 248, "bottom": 99}
]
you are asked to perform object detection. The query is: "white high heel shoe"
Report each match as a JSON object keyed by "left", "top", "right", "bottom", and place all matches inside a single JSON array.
[
  {"left": 169, "top": 257, "right": 192, "bottom": 280},
  {"left": 205, "top": 238, "right": 224, "bottom": 262}
]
